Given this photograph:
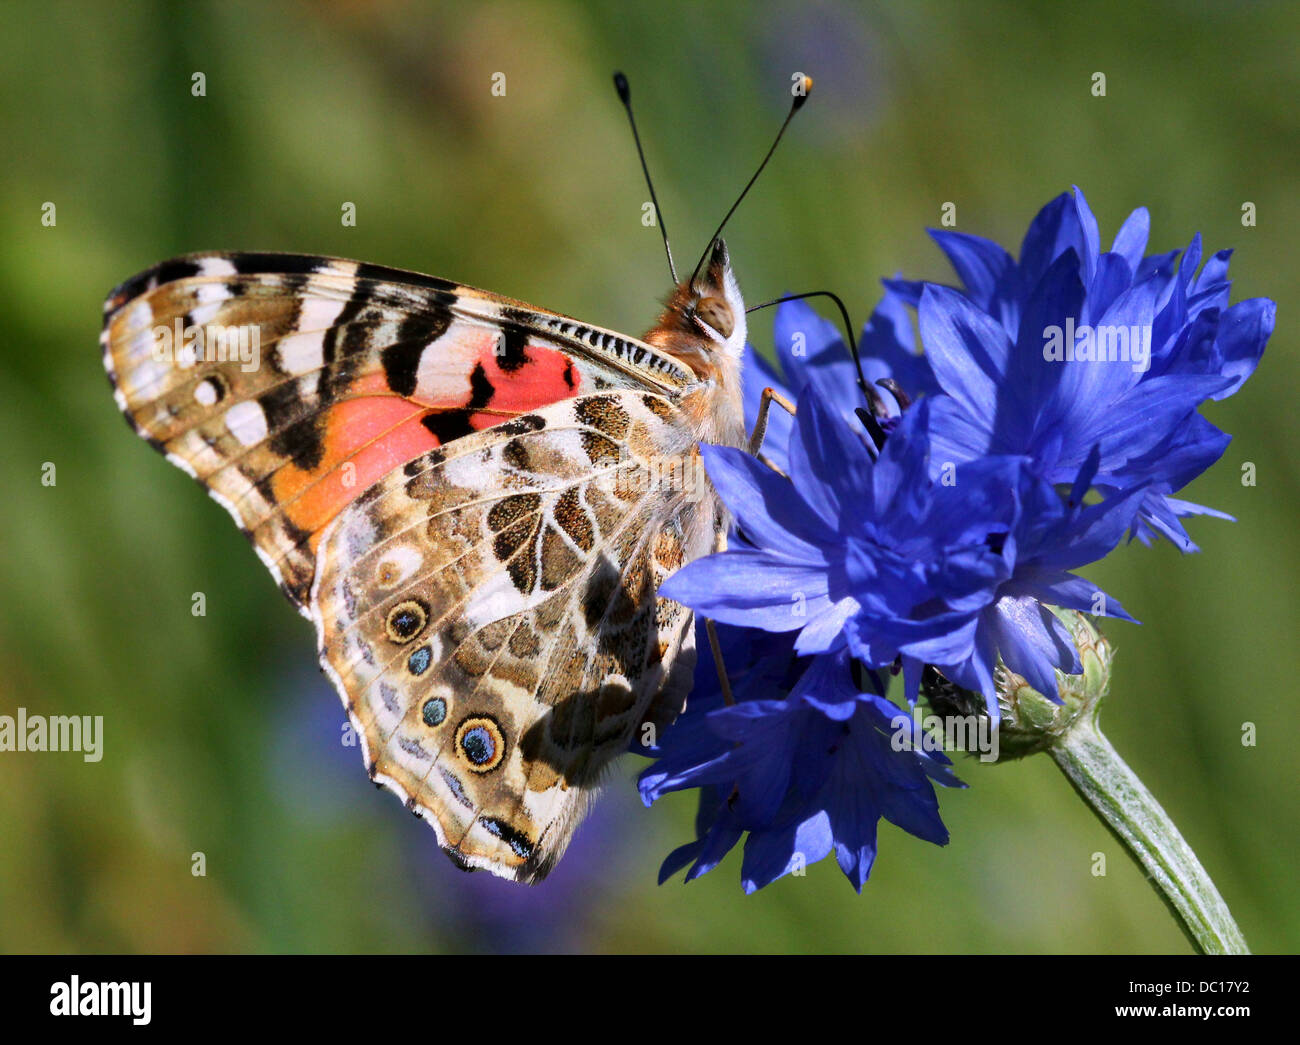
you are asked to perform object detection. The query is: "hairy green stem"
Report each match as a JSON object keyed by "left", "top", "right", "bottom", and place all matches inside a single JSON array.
[{"left": 1049, "top": 709, "right": 1249, "bottom": 955}]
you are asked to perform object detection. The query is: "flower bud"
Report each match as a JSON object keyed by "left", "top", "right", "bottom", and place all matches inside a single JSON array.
[
  {"left": 995, "top": 608, "right": 1114, "bottom": 758},
  {"left": 922, "top": 608, "right": 1114, "bottom": 761}
]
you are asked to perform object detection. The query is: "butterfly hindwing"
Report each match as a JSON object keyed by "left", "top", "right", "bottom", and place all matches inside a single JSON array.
[{"left": 312, "top": 391, "right": 709, "bottom": 880}]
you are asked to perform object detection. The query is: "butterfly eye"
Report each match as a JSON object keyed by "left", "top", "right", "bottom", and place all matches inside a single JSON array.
[{"left": 695, "top": 296, "right": 734, "bottom": 339}]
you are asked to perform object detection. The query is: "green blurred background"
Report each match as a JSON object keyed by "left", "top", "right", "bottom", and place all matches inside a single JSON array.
[{"left": 1, "top": 0, "right": 1295, "bottom": 954}]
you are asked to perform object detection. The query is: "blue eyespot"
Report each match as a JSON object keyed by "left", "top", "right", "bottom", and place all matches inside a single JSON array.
[
  {"left": 408, "top": 645, "right": 432, "bottom": 676},
  {"left": 456, "top": 715, "right": 505, "bottom": 771},
  {"left": 421, "top": 698, "right": 446, "bottom": 727},
  {"left": 461, "top": 727, "right": 494, "bottom": 765}
]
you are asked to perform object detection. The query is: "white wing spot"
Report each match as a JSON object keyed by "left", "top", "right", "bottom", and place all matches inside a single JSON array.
[
  {"left": 129, "top": 358, "right": 174, "bottom": 400},
  {"left": 194, "top": 379, "right": 218, "bottom": 406},
  {"left": 277, "top": 331, "right": 327, "bottom": 376},
  {"left": 376, "top": 546, "right": 424, "bottom": 589},
  {"left": 195, "top": 282, "right": 229, "bottom": 306},
  {"left": 279, "top": 298, "right": 349, "bottom": 376},
  {"left": 224, "top": 400, "right": 268, "bottom": 446},
  {"left": 125, "top": 300, "right": 153, "bottom": 331},
  {"left": 299, "top": 297, "right": 350, "bottom": 333},
  {"left": 196, "top": 257, "right": 240, "bottom": 278}
]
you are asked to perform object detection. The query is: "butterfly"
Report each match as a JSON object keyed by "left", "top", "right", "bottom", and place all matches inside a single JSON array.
[{"left": 101, "top": 75, "right": 810, "bottom": 882}]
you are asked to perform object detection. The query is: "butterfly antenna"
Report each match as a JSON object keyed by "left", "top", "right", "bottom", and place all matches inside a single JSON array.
[
  {"left": 746, "top": 290, "right": 876, "bottom": 409},
  {"left": 688, "top": 75, "right": 813, "bottom": 288},
  {"left": 613, "top": 72, "right": 678, "bottom": 284}
]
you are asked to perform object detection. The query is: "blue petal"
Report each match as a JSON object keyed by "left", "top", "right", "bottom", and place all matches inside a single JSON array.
[
  {"left": 1208, "top": 297, "right": 1274, "bottom": 399},
  {"left": 1111, "top": 206, "right": 1151, "bottom": 274},
  {"left": 1008, "top": 250, "right": 1084, "bottom": 435},
  {"left": 889, "top": 613, "right": 981, "bottom": 665},
  {"left": 1086, "top": 251, "right": 1134, "bottom": 324},
  {"left": 1008, "top": 568, "right": 1136, "bottom": 623},
  {"left": 740, "top": 344, "right": 794, "bottom": 472},
  {"left": 1114, "top": 413, "right": 1230, "bottom": 494},
  {"left": 860, "top": 291, "right": 938, "bottom": 399},
  {"left": 936, "top": 616, "right": 1000, "bottom": 710},
  {"left": 926, "top": 393, "right": 996, "bottom": 463},
  {"left": 1069, "top": 444, "right": 1102, "bottom": 506},
  {"left": 929, "top": 228, "right": 1017, "bottom": 311},
  {"left": 1041, "top": 483, "right": 1150, "bottom": 570},
  {"left": 1163, "top": 495, "right": 1234, "bottom": 522},
  {"left": 740, "top": 811, "right": 834, "bottom": 893},
  {"left": 880, "top": 275, "right": 929, "bottom": 307},
  {"left": 1071, "top": 185, "right": 1101, "bottom": 286},
  {"left": 1083, "top": 374, "right": 1232, "bottom": 466},
  {"left": 1051, "top": 273, "right": 1164, "bottom": 425},
  {"left": 789, "top": 650, "right": 863, "bottom": 719},
  {"left": 1136, "top": 248, "right": 1180, "bottom": 283},
  {"left": 1195, "top": 248, "right": 1233, "bottom": 294},
  {"left": 791, "top": 383, "right": 877, "bottom": 525},
  {"left": 918, "top": 284, "right": 1012, "bottom": 423},
  {"left": 990, "top": 596, "right": 1080, "bottom": 700},
  {"left": 792, "top": 597, "right": 859, "bottom": 654},
  {"left": 1018, "top": 191, "right": 1083, "bottom": 291},
  {"left": 659, "top": 551, "right": 835, "bottom": 632},
  {"left": 870, "top": 398, "right": 934, "bottom": 521},
  {"left": 773, "top": 299, "right": 858, "bottom": 415},
  {"left": 683, "top": 817, "right": 746, "bottom": 883},
  {"left": 698, "top": 443, "right": 839, "bottom": 551}
]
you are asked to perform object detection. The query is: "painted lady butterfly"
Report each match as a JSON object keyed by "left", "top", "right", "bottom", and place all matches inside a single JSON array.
[{"left": 101, "top": 76, "right": 809, "bottom": 882}]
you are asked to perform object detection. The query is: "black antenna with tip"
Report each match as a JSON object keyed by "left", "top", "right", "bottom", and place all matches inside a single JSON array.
[
  {"left": 613, "top": 72, "right": 677, "bottom": 284},
  {"left": 688, "top": 75, "right": 813, "bottom": 288}
]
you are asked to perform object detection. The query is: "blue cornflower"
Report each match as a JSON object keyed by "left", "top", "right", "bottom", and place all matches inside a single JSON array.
[
  {"left": 662, "top": 388, "right": 1143, "bottom": 711},
  {"left": 879, "top": 186, "right": 1274, "bottom": 550},
  {"left": 639, "top": 646, "right": 958, "bottom": 892},
  {"left": 645, "top": 187, "right": 1272, "bottom": 895}
]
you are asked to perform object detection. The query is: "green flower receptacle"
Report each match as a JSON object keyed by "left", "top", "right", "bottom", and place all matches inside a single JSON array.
[{"left": 994, "top": 608, "right": 1113, "bottom": 760}]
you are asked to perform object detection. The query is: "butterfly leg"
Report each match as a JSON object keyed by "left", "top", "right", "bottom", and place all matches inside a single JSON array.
[
  {"left": 746, "top": 387, "right": 797, "bottom": 473},
  {"left": 700, "top": 392, "right": 797, "bottom": 707},
  {"left": 703, "top": 618, "right": 736, "bottom": 706},
  {"left": 698, "top": 526, "right": 739, "bottom": 705}
]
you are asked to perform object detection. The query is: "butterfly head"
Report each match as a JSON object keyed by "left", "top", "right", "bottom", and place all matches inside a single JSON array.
[{"left": 644, "top": 238, "right": 747, "bottom": 372}]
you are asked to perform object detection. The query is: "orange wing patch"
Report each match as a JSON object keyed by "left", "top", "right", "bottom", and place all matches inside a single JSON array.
[
  {"left": 101, "top": 254, "right": 617, "bottom": 609},
  {"left": 274, "top": 332, "right": 584, "bottom": 548},
  {"left": 270, "top": 396, "right": 440, "bottom": 546}
]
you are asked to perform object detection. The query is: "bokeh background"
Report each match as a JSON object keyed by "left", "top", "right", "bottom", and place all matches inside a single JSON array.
[{"left": 1, "top": 0, "right": 1296, "bottom": 954}]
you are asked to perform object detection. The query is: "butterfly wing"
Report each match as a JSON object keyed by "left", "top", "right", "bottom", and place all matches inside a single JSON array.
[
  {"left": 313, "top": 391, "right": 711, "bottom": 880},
  {"left": 101, "top": 252, "right": 697, "bottom": 609},
  {"left": 102, "top": 252, "right": 713, "bottom": 880}
]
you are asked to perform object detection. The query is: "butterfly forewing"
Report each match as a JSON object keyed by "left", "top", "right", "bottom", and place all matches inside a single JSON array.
[{"left": 101, "top": 252, "right": 718, "bottom": 880}]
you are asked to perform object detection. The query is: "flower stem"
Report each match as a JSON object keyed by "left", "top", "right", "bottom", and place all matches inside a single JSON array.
[{"left": 1049, "top": 707, "right": 1250, "bottom": 954}]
